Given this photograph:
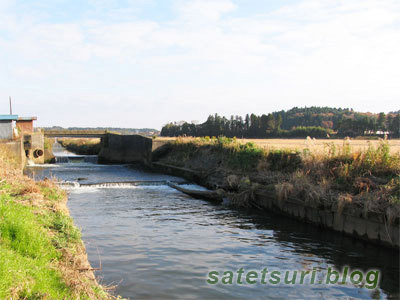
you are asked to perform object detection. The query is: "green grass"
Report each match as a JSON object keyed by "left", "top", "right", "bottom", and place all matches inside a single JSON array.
[
  {"left": 0, "top": 171, "right": 112, "bottom": 299},
  {"left": 172, "top": 136, "right": 302, "bottom": 171},
  {"left": 266, "top": 149, "right": 302, "bottom": 172},
  {"left": 48, "top": 211, "right": 81, "bottom": 249},
  {"left": 39, "top": 185, "right": 65, "bottom": 202},
  {"left": 0, "top": 192, "right": 72, "bottom": 299}
]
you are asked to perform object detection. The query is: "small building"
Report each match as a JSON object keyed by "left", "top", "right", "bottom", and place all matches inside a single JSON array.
[
  {"left": 0, "top": 115, "right": 18, "bottom": 140},
  {"left": 16, "top": 116, "right": 37, "bottom": 133}
]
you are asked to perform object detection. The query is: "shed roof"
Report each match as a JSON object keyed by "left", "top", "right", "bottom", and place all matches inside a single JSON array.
[
  {"left": 17, "top": 117, "right": 37, "bottom": 121},
  {"left": 0, "top": 115, "right": 18, "bottom": 121}
]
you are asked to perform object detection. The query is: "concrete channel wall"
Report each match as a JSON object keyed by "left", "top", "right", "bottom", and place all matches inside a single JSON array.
[
  {"left": 98, "top": 134, "right": 169, "bottom": 164},
  {"left": 253, "top": 190, "right": 399, "bottom": 249}
]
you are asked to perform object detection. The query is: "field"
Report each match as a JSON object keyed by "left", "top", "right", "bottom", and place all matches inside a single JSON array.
[{"left": 155, "top": 137, "right": 400, "bottom": 154}]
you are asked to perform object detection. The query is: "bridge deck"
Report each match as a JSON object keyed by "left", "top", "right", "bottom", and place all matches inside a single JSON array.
[{"left": 44, "top": 130, "right": 109, "bottom": 138}]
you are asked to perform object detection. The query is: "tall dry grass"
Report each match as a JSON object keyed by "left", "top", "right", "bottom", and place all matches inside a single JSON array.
[
  {"left": 279, "top": 139, "right": 400, "bottom": 215},
  {"left": 166, "top": 136, "right": 400, "bottom": 215}
]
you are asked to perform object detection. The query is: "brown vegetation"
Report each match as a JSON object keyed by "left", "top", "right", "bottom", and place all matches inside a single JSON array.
[
  {"left": 155, "top": 136, "right": 400, "bottom": 154},
  {"left": 156, "top": 137, "right": 400, "bottom": 219},
  {"left": 58, "top": 138, "right": 101, "bottom": 155}
]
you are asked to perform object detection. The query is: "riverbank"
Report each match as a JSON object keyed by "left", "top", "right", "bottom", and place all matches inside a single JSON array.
[
  {"left": 152, "top": 137, "right": 400, "bottom": 248},
  {"left": 0, "top": 146, "right": 116, "bottom": 299}
]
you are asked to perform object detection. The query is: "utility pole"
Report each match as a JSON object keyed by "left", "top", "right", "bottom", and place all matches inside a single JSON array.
[{"left": 9, "top": 96, "right": 12, "bottom": 115}]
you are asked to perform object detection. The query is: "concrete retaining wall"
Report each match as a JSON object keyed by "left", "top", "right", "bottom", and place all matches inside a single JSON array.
[
  {"left": 152, "top": 139, "right": 169, "bottom": 152},
  {"left": 1, "top": 140, "right": 26, "bottom": 170},
  {"left": 253, "top": 190, "right": 399, "bottom": 249}
]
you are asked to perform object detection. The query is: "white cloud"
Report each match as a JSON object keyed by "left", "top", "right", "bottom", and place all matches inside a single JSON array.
[
  {"left": 0, "top": 0, "right": 399, "bottom": 127},
  {"left": 176, "top": 0, "right": 237, "bottom": 21}
]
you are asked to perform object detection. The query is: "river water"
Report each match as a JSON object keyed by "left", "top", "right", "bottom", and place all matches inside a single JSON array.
[{"left": 26, "top": 154, "right": 399, "bottom": 299}]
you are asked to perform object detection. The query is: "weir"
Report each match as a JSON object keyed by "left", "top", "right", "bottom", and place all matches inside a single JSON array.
[
  {"left": 55, "top": 155, "right": 98, "bottom": 164},
  {"left": 52, "top": 141, "right": 98, "bottom": 164}
]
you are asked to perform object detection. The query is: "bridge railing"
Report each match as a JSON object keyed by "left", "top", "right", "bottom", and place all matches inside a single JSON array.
[{"left": 43, "top": 130, "right": 113, "bottom": 138}]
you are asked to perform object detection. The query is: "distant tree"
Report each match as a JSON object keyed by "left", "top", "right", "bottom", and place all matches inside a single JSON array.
[
  {"left": 245, "top": 114, "right": 250, "bottom": 132},
  {"left": 377, "top": 112, "right": 386, "bottom": 131},
  {"left": 160, "top": 107, "right": 396, "bottom": 138},
  {"left": 275, "top": 114, "right": 282, "bottom": 131},
  {"left": 388, "top": 113, "right": 400, "bottom": 138},
  {"left": 266, "top": 114, "right": 275, "bottom": 133}
]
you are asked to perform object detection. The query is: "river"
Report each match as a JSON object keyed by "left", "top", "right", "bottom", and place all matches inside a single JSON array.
[{"left": 26, "top": 152, "right": 399, "bottom": 299}]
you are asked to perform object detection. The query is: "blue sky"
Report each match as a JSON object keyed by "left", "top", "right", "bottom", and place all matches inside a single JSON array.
[{"left": 0, "top": 0, "right": 399, "bottom": 129}]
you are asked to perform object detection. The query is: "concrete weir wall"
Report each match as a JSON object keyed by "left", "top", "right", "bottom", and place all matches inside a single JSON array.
[{"left": 98, "top": 134, "right": 168, "bottom": 164}]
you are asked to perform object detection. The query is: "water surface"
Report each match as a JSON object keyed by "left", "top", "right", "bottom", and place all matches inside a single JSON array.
[{"left": 28, "top": 160, "right": 399, "bottom": 300}]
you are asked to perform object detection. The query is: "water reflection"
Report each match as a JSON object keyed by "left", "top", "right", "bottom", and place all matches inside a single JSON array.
[{"left": 215, "top": 208, "right": 399, "bottom": 298}]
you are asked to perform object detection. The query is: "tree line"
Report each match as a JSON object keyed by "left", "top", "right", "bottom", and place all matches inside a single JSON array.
[{"left": 161, "top": 107, "right": 400, "bottom": 138}]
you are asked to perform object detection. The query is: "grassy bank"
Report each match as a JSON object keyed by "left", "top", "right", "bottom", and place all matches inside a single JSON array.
[
  {"left": 0, "top": 146, "right": 115, "bottom": 299},
  {"left": 58, "top": 138, "right": 101, "bottom": 155},
  {"left": 157, "top": 137, "right": 400, "bottom": 218}
]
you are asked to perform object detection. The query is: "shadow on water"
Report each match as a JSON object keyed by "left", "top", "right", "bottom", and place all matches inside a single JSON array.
[{"left": 214, "top": 207, "right": 399, "bottom": 298}]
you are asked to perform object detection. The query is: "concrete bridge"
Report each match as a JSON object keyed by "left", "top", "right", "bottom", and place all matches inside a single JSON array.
[{"left": 44, "top": 129, "right": 109, "bottom": 138}]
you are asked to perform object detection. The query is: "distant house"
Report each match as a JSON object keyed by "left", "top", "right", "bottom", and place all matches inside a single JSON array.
[
  {"left": 0, "top": 115, "right": 18, "bottom": 140},
  {"left": 16, "top": 117, "right": 37, "bottom": 133}
]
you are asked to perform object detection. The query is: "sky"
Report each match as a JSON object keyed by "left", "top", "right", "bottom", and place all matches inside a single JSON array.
[{"left": 0, "top": 0, "right": 399, "bottom": 129}]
